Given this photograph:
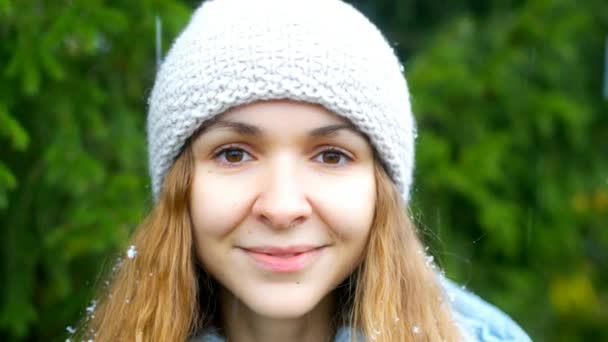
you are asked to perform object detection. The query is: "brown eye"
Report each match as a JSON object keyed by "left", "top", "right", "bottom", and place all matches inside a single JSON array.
[
  {"left": 314, "top": 148, "right": 352, "bottom": 166},
  {"left": 322, "top": 151, "right": 342, "bottom": 164},
  {"left": 225, "top": 149, "right": 244, "bottom": 162},
  {"left": 214, "top": 147, "right": 253, "bottom": 165}
]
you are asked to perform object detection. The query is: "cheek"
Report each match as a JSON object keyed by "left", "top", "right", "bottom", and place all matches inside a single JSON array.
[
  {"left": 189, "top": 168, "right": 254, "bottom": 238},
  {"left": 310, "top": 170, "right": 376, "bottom": 242}
]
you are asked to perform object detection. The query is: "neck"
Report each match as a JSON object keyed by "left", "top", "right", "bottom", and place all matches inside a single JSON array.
[{"left": 219, "top": 287, "right": 336, "bottom": 342}]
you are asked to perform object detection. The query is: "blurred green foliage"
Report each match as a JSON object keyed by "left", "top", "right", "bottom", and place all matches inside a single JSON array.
[
  {"left": 0, "top": 0, "right": 606, "bottom": 341},
  {"left": 405, "top": 0, "right": 608, "bottom": 340},
  {"left": 0, "top": 0, "right": 191, "bottom": 340}
]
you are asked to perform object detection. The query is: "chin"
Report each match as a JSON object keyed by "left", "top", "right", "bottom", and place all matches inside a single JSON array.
[
  {"left": 250, "top": 300, "right": 318, "bottom": 319},
  {"left": 240, "top": 286, "right": 326, "bottom": 319}
]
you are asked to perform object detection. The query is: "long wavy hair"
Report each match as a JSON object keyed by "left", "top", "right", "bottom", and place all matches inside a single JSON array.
[{"left": 76, "top": 142, "right": 461, "bottom": 341}]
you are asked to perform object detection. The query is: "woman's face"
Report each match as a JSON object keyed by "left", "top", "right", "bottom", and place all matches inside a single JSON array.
[{"left": 190, "top": 100, "right": 376, "bottom": 319}]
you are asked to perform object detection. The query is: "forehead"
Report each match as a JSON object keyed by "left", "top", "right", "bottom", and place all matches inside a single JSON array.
[{"left": 195, "top": 100, "right": 370, "bottom": 140}]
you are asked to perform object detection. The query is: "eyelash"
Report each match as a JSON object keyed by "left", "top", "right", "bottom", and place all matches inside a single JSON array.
[
  {"left": 313, "top": 147, "right": 353, "bottom": 166},
  {"left": 212, "top": 145, "right": 354, "bottom": 167},
  {"left": 212, "top": 145, "right": 254, "bottom": 166}
]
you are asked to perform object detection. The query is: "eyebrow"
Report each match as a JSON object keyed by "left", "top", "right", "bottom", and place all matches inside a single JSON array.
[{"left": 199, "top": 119, "right": 367, "bottom": 139}]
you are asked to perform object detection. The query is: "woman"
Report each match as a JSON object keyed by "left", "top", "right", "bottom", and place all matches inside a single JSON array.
[{"left": 76, "top": 0, "right": 531, "bottom": 341}]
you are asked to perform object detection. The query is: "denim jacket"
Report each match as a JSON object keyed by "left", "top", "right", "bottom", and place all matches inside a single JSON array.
[
  {"left": 439, "top": 278, "right": 531, "bottom": 341},
  {"left": 194, "top": 278, "right": 531, "bottom": 342}
]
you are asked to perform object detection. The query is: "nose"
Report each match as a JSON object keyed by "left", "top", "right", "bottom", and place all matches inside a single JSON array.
[{"left": 252, "top": 158, "right": 312, "bottom": 230}]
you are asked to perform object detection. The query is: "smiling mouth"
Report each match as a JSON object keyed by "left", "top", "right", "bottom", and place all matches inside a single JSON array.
[{"left": 240, "top": 246, "right": 326, "bottom": 273}]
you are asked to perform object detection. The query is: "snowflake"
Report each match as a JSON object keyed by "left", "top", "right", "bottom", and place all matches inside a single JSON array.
[
  {"left": 126, "top": 245, "right": 137, "bottom": 259},
  {"left": 425, "top": 255, "right": 434, "bottom": 267},
  {"left": 86, "top": 300, "right": 98, "bottom": 313}
]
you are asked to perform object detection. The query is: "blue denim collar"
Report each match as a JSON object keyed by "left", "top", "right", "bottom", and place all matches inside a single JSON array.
[{"left": 192, "top": 277, "right": 531, "bottom": 342}]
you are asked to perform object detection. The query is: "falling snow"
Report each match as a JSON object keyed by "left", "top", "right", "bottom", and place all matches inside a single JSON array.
[
  {"left": 112, "top": 256, "right": 123, "bottom": 272},
  {"left": 86, "top": 300, "right": 98, "bottom": 313},
  {"left": 425, "top": 255, "right": 434, "bottom": 267},
  {"left": 66, "top": 326, "right": 76, "bottom": 334},
  {"left": 126, "top": 245, "right": 137, "bottom": 259},
  {"left": 412, "top": 325, "right": 421, "bottom": 334}
]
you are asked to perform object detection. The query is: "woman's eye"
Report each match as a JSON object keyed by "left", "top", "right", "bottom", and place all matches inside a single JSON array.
[
  {"left": 214, "top": 147, "right": 253, "bottom": 165},
  {"left": 314, "top": 149, "right": 352, "bottom": 165}
]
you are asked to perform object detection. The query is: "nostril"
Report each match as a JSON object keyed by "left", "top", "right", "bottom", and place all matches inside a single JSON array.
[
  {"left": 258, "top": 215, "right": 272, "bottom": 227},
  {"left": 252, "top": 193, "right": 312, "bottom": 230},
  {"left": 256, "top": 214, "right": 306, "bottom": 230}
]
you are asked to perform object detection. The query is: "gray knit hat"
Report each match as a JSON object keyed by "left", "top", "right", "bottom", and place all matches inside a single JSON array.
[{"left": 147, "top": 0, "right": 416, "bottom": 203}]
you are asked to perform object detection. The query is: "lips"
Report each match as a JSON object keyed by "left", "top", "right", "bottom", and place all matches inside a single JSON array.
[{"left": 240, "top": 245, "right": 325, "bottom": 273}]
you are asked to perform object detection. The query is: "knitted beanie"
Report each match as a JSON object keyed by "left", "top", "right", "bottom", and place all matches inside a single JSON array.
[{"left": 147, "top": 0, "right": 416, "bottom": 203}]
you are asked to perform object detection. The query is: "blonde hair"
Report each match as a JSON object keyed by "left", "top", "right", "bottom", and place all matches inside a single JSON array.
[
  {"left": 76, "top": 145, "right": 461, "bottom": 341},
  {"left": 345, "top": 161, "right": 461, "bottom": 340}
]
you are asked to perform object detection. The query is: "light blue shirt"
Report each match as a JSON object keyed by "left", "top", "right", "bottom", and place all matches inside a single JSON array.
[
  {"left": 193, "top": 278, "right": 531, "bottom": 341},
  {"left": 440, "top": 278, "right": 531, "bottom": 341}
]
